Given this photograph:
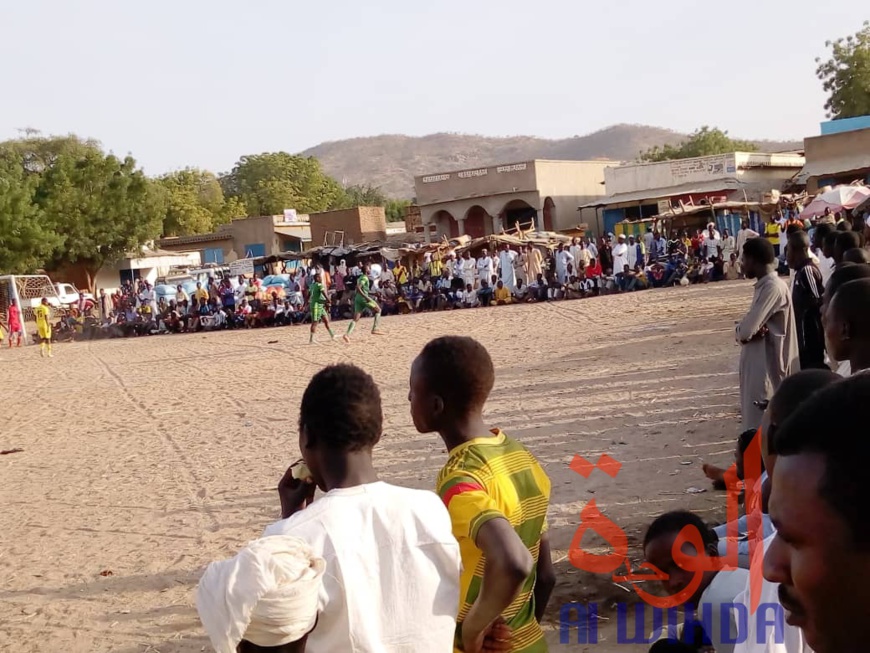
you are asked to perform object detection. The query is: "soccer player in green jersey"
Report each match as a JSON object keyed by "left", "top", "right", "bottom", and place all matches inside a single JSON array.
[
  {"left": 343, "top": 263, "right": 384, "bottom": 342},
  {"left": 307, "top": 274, "right": 336, "bottom": 344}
]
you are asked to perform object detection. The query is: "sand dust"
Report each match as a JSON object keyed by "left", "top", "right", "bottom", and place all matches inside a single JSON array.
[{"left": 0, "top": 281, "right": 753, "bottom": 652}]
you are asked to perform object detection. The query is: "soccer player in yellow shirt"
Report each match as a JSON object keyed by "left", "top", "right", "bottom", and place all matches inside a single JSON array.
[
  {"left": 34, "top": 298, "right": 53, "bottom": 358},
  {"left": 409, "top": 336, "right": 554, "bottom": 653}
]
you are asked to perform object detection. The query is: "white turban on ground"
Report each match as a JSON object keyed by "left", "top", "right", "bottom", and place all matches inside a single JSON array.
[{"left": 196, "top": 535, "right": 326, "bottom": 653}]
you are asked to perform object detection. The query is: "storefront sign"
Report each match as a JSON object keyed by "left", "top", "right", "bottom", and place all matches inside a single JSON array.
[
  {"left": 497, "top": 163, "right": 527, "bottom": 173},
  {"left": 422, "top": 174, "right": 450, "bottom": 183}
]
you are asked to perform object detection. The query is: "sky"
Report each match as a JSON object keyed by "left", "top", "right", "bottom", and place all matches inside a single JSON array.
[{"left": 0, "top": 0, "right": 865, "bottom": 175}]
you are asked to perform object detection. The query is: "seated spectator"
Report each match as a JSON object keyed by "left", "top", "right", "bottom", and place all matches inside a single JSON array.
[
  {"left": 644, "top": 511, "right": 748, "bottom": 653},
  {"left": 546, "top": 271, "right": 564, "bottom": 300},
  {"left": 235, "top": 299, "right": 252, "bottom": 328},
  {"left": 710, "top": 256, "right": 725, "bottom": 282},
  {"left": 462, "top": 283, "right": 479, "bottom": 308},
  {"left": 723, "top": 253, "right": 742, "bottom": 280},
  {"left": 564, "top": 276, "right": 585, "bottom": 299},
  {"left": 477, "top": 280, "right": 493, "bottom": 307},
  {"left": 513, "top": 278, "right": 530, "bottom": 303},
  {"left": 379, "top": 281, "right": 399, "bottom": 316},
  {"left": 493, "top": 280, "right": 512, "bottom": 305},
  {"left": 529, "top": 274, "right": 548, "bottom": 302}
]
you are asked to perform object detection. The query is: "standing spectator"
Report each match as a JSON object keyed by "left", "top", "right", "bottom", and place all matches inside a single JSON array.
[
  {"left": 720, "top": 228, "right": 736, "bottom": 260},
  {"left": 736, "top": 237, "right": 799, "bottom": 430},
  {"left": 476, "top": 249, "right": 494, "bottom": 288},
  {"left": 812, "top": 223, "right": 835, "bottom": 286},
  {"left": 626, "top": 235, "right": 639, "bottom": 270},
  {"left": 585, "top": 236, "right": 599, "bottom": 260},
  {"left": 611, "top": 234, "right": 629, "bottom": 286},
  {"left": 458, "top": 251, "right": 475, "bottom": 290},
  {"left": 555, "top": 243, "right": 574, "bottom": 284},
  {"left": 524, "top": 245, "right": 544, "bottom": 284},
  {"left": 220, "top": 277, "right": 236, "bottom": 316},
  {"left": 194, "top": 281, "right": 209, "bottom": 304},
  {"left": 598, "top": 237, "right": 613, "bottom": 273},
  {"left": 498, "top": 243, "right": 517, "bottom": 292},
  {"left": 764, "top": 215, "right": 782, "bottom": 258},
  {"left": 704, "top": 224, "right": 722, "bottom": 260},
  {"left": 642, "top": 225, "right": 655, "bottom": 255},
  {"left": 787, "top": 230, "right": 826, "bottom": 370},
  {"left": 736, "top": 219, "right": 759, "bottom": 263}
]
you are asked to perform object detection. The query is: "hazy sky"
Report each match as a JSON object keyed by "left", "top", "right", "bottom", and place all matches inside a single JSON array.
[{"left": 1, "top": 0, "right": 863, "bottom": 175}]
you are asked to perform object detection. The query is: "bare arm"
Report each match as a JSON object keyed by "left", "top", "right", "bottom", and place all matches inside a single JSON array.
[
  {"left": 461, "top": 518, "right": 534, "bottom": 652},
  {"left": 533, "top": 533, "right": 556, "bottom": 623}
]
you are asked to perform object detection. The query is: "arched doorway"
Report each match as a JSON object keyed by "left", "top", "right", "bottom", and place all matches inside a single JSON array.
[
  {"left": 542, "top": 197, "right": 556, "bottom": 232},
  {"left": 432, "top": 210, "right": 459, "bottom": 238},
  {"left": 464, "top": 206, "right": 489, "bottom": 239},
  {"left": 500, "top": 199, "right": 538, "bottom": 232}
]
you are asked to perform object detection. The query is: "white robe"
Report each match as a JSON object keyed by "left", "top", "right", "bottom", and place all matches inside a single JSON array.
[
  {"left": 611, "top": 243, "right": 629, "bottom": 274},
  {"left": 477, "top": 257, "right": 494, "bottom": 284},
  {"left": 499, "top": 250, "right": 517, "bottom": 291}
]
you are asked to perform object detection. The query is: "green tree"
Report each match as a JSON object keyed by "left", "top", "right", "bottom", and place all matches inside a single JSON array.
[
  {"left": 158, "top": 168, "right": 237, "bottom": 236},
  {"left": 34, "top": 142, "right": 165, "bottom": 289},
  {"left": 342, "top": 183, "right": 388, "bottom": 208},
  {"left": 385, "top": 198, "right": 411, "bottom": 223},
  {"left": 220, "top": 152, "right": 347, "bottom": 216},
  {"left": 639, "top": 126, "right": 757, "bottom": 162},
  {"left": 0, "top": 146, "right": 61, "bottom": 273},
  {"left": 816, "top": 21, "right": 870, "bottom": 119}
]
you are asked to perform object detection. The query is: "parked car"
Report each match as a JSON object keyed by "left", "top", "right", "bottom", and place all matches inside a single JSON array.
[{"left": 54, "top": 283, "right": 94, "bottom": 306}]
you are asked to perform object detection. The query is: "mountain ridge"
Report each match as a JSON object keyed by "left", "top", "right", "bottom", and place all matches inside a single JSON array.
[{"left": 301, "top": 124, "right": 802, "bottom": 199}]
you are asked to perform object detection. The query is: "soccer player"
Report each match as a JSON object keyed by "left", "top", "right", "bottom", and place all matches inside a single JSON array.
[
  {"left": 409, "top": 336, "right": 553, "bottom": 653},
  {"left": 5, "top": 299, "right": 23, "bottom": 348},
  {"left": 306, "top": 273, "right": 335, "bottom": 344},
  {"left": 34, "top": 298, "right": 53, "bottom": 358},
  {"left": 343, "top": 263, "right": 383, "bottom": 342}
]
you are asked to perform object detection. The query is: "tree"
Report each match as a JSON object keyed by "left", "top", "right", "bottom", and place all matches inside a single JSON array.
[
  {"left": 220, "top": 153, "right": 347, "bottom": 216},
  {"left": 816, "top": 21, "right": 870, "bottom": 120},
  {"left": 341, "top": 183, "right": 388, "bottom": 208},
  {"left": 639, "top": 126, "right": 757, "bottom": 162},
  {"left": 34, "top": 142, "right": 165, "bottom": 289},
  {"left": 385, "top": 198, "right": 411, "bottom": 223},
  {"left": 0, "top": 146, "right": 61, "bottom": 273},
  {"left": 158, "top": 168, "right": 239, "bottom": 236}
]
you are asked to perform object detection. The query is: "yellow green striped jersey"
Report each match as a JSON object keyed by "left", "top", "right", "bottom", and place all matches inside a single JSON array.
[{"left": 436, "top": 430, "right": 551, "bottom": 653}]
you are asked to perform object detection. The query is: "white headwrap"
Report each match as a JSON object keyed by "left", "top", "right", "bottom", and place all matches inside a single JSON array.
[{"left": 196, "top": 535, "right": 326, "bottom": 653}]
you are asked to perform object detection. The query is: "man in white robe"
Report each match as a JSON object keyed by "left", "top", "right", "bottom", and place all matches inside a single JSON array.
[{"left": 498, "top": 244, "right": 517, "bottom": 291}]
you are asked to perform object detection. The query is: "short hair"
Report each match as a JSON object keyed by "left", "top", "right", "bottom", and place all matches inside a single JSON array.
[
  {"left": 814, "top": 223, "right": 833, "bottom": 242},
  {"left": 788, "top": 229, "right": 810, "bottom": 251},
  {"left": 826, "top": 263, "right": 870, "bottom": 300},
  {"left": 769, "top": 369, "right": 840, "bottom": 425},
  {"left": 836, "top": 230, "right": 862, "bottom": 254},
  {"left": 737, "top": 428, "right": 758, "bottom": 457},
  {"left": 772, "top": 375, "right": 870, "bottom": 548},
  {"left": 643, "top": 510, "right": 717, "bottom": 551},
  {"left": 299, "top": 364, "right": 382, "bottom": 451},
  {"left": 830, "top": 279, "right": 870, "bottom": 338},
  {"left": 418, "top": 336, "right": 495, "bottom": 414},
  {"left": 743, "top": 237, "right": 775, "bottom": 265},
  {"left": 785, "top": 223, "right": 804, "bottom": 236},
  {"left": 843, "top": 248, "right": 870, "bottom": 264},
  {"left": 824, "top": 231, "right": 840, "bottom": 251}
]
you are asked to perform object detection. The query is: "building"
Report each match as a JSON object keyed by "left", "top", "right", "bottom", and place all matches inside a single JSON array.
[
  {"left": 92, "top": 249, "right": 203, "bottom": 293},
  {"left": 413, "top": 159, "right": 615, "bottom": 239},
  {"left": 794, "top": 117, "right": 870, "bottom": 193},
  {"left": 308, "top": 206, "right": 388, "bottom": 247},
  {"left": 583, "top": 152, "right": 805, "bottom": 235},
  {"left": 158, "top": 214, "right": 312, "bottom": 264}
]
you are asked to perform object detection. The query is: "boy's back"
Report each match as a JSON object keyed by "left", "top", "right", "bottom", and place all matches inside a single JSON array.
[
  {"left": 437, "top": 430, "right": 551, "bottom": 652},
  {"left": 265, "top": 481, "right": 460, "bottom": 652}
]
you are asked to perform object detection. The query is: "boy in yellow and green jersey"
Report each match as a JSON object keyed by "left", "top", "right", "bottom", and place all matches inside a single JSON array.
[{"left": 409, "top": 336, "right": 554, "bottom": 653}]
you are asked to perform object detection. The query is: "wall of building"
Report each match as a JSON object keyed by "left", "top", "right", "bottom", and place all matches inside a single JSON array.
[
  {"left": 605, "top": 154, "right": 739, "bottom": 195},
  {"left": 803, "top": 128, "right": 870, "bottom": 194},
  {"left": 820, "top": 116, "right": 870, "bottom": 135},
  {"left": 421, "top": 191, "right": 542, "bottom": 238},
  {"left": 309, "top": 207, "right": 387, "bottom": 246},
  {"left": 534, "top": 160, "right": 612, "bottom": 232},
  {"left": 414, "top": 162, "right": 538, "bottom": 205}
]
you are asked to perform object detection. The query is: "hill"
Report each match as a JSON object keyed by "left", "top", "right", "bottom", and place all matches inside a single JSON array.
[{"left": 301, "top": 124, "right": 801, "bottom": 199}]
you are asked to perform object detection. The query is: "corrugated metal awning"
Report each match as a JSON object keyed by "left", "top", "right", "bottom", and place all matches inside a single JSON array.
[
  {"left": 579, "top": 179, "right": 745, "bottom": 209},
  {"left": 793, "top": 155, "right": 870, "bottom": 185}
]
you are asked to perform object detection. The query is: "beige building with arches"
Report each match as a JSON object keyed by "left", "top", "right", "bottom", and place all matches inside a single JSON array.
[{"left": 413, "top": 159, "right": 615, "bottom": 239}]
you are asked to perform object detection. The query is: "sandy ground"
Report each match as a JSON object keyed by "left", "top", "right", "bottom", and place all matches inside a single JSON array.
[{"left": 0, "top": 281, "right": 754, "bottom": 653}]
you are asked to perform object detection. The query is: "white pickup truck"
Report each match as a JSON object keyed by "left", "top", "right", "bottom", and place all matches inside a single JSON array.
[{"left": 54, "top": 283, "right": 95, "bottom": 307}]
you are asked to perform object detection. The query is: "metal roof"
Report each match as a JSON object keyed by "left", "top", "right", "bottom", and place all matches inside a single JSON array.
[
  {"left": 579, "top": 179, "right": 745, "bottom": 209},
  {"left": 793, "top": 155, "right": 870, "bottom": 185}
]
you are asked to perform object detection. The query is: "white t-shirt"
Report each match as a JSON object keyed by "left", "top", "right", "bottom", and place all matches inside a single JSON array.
[
  {"left": 262, "top": 482, "right": 460, "bottom": 652},
  {"left": 701, "top": 568, "right": 752, "bottom": 653}
]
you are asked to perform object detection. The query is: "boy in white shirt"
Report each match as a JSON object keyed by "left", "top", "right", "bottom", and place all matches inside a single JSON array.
[{"left": 262, "top": 364, "right": 461, "bottom": 652}]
